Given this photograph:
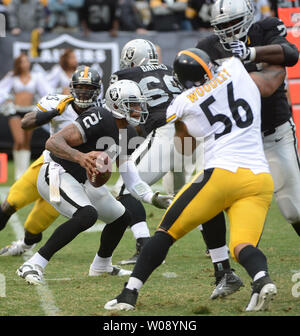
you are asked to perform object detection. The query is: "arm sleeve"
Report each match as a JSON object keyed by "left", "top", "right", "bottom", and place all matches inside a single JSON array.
[{"left": 118, "top": 159, "right": 153, "bottom": 203}]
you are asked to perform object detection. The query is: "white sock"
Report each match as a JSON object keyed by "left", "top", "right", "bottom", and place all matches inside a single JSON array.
[
  {"left": 198, "top": 225, "right": 203, "bottom": 231},
  {"left": 13, "top": 150, "right": 23, "bottom": 180},
  {"left": 126, "top": 277, "right": 143, "bottom": 292},
  {"left": 209, "top": 245, "right": 229, "bottom": 263},
  {"left": 27, "top": 252, "right": 48, "bottom": 269},
  {"left": 13, "top": 149, "right": 30, "bottom": 180},
  {"left": 131, "top": 221, "right": 150, "bottom": 240},
  {"left": 253, "top": 271, "right": 267, "bottom": 282},
  {"left": 91, "top": 254, "right": 113, "bottom": 271}
]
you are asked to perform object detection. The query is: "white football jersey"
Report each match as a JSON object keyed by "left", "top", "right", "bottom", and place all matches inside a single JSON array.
[
  {"left": 36, "top": 94, "right": 79, "bottom": 136},
  {"left": 166, "top": 57, "right": 269, "bottom": 174},
  {"left": 36, "top": 94, "right": 80, "bottom": 162}
]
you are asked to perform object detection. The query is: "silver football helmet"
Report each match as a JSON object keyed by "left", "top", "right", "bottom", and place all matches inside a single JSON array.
[
  {"left": 210, "top": 0, "right": 255, "bottom": 50},
  {"left": 120, "top": 39, "right": 159, "bottom": 69},
  {"left": 104, "top": 80, "right": 148, "bottom": 127}
]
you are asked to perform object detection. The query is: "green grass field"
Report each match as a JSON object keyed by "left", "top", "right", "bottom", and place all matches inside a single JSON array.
[{"left": 0, "top": 161, "right": 300, "bottom": 318}]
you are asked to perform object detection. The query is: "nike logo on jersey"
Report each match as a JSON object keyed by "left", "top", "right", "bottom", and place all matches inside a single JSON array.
[{"left": 275, "top": 137, "right": 283, "bottom": 142}]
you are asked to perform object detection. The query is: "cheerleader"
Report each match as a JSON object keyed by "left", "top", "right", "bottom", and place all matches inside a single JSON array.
[
  {"left": 47, "top": 48, "right": 78, "bottom": 94},
  {"left": 0, "top": 53, "right": 52, "bottom": 180}
]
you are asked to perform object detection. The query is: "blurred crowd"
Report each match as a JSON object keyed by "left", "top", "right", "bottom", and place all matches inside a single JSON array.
[{"left": 0, "top": 0, "right": 278, "bottom": 37}]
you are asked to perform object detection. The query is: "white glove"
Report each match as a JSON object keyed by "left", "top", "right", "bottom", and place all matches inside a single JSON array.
[
  {"left": 151, "top": 192, "right": 173, "bottom": 209},
  {"left": 229, "top": 40, "right": 256, "bottom": 64}
]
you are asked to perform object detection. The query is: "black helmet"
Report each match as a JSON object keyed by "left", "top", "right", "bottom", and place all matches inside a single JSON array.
[
  {"left": 70, "top": 65, "right": 101, "bottom": 108},
  {"left": 173, "top": 48, "right": 214, "bottom": 89}
]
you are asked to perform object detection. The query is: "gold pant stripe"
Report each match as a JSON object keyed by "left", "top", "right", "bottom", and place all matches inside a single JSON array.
[{"left": 159, "top": 168, "right": 273, "bottom": 260}]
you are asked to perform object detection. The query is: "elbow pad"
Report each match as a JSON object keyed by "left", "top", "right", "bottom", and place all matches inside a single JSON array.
[{"left": 281, "top": 43, "right": 300, "bottom": 67}]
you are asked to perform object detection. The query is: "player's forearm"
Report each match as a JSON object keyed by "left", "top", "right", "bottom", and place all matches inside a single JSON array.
[
  {"left": 21, "top": 110, "right": 59, "bottom": 130},
  {"left": 254, "top": 45, "right": 285, "bottom": 64},
  {"left": 251, "top": 65, "right": 286, "bottom": 97},
  {"left": 254, "top": 44, "right": 299, "bottom": 67},
  {"left": 118, "top": 159, "right": 153, "bottom": 203},
  {"left": 46, "top": 134, "right": 82, "bottom": 164}
]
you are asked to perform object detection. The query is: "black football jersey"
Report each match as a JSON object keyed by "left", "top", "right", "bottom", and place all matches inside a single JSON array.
[
  {"left": 50, "top": 106, "right": 138, "bottom": 182},
  {"left": 111, "top": 64, "right": 183, "bottom": 135},
  {"left": 196, "top": 17, "right": 294, "bottom": 132}
]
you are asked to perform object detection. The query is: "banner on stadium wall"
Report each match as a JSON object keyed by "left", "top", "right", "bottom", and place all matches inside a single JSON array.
[
  {"left": 0, "top": 31, "right": 204, "bottom": 157},
  {"left": 12, "top": 34, "right": 120, "bottom": 91}
]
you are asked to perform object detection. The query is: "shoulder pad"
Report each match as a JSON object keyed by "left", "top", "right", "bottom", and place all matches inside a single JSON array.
[
  {"left": 196, "top": 34, "right": 219, "bottom": 49},
  {"left": 257, "top": 16, "right": 284, "bottom": 31},
  {"left": 36, "top": 94, "right": 68, "bottom": 112}
]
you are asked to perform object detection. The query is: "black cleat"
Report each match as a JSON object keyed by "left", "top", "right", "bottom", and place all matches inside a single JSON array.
[{"left": 104, "top": 283, "right": 138, "bottom": 311}]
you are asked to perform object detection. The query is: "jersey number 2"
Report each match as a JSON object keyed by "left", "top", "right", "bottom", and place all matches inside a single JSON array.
[{"left": 200, "top": 82, "right": 254, "bottom": 140}]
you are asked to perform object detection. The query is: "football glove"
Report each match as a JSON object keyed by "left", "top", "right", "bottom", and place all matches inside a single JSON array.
[
  {"left": 229, "top": 41, "right": 256, "bottom": 64},
  {"left": 151, "top": 192, "right": 173, "bottom": 209},
  {"left": 56, "top": 95, "right": 74, "bottom": 115}
]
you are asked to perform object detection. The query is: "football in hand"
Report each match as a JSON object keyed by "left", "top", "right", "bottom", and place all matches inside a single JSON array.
[{"left": 87, "top": 151, "right": 112, "bottom": 187}]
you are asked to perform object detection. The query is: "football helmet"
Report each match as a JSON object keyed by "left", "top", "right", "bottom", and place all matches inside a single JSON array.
[
  {"left": 104, "top": 80, "right": 148, "bottom": 127},
  {"left": 210, "top": 0, "right": 255, "bottom": 50},
  {"left": 173, "top": 48, "right": 215, "bottom": 89},
  {"left": 120, "top": 39, "right": 159, "bottom": 69},
  {"left": 70, "top": 65, "right": 101, "bottom": 108}
]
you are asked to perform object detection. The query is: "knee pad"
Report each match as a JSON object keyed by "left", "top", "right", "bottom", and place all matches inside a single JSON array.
[
  {"left": 118, "top": 194, "right": 146, "bottom": 225},
  {"left": 74, "top": 205, "right": 98, "bottom": 231}
]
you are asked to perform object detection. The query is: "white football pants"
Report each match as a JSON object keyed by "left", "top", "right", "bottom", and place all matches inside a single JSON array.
[{"left": 263, "top": 118, "right": 300, "bottom": 224}]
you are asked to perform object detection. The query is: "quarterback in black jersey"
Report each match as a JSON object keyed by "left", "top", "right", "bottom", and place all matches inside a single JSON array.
[
  {"left": 194, "top": 0, "right": 300, "bottom": 303},
  {"left": 16, "top": 79, "right": 172, "bottom": 285}
]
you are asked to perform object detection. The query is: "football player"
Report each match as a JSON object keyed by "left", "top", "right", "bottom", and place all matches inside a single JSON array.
[
  {"left": 16, "top": 79, "right": 173, "bottom": 285},
  {"left": 0, "top": 66, "right": 100, "bottom": 256},
  {"left": 195, "top": 0, "right": 300, "bottom": 300},
  {"left": 104, "top": 48, "right": 286, "bottom": 312},
  {"left": 110, "top": 39, "right": 201, "bottom": 265}
]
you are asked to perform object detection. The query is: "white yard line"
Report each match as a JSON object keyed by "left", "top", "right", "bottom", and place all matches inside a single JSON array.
[{"left": 0, "top": 188, "right": 60, "bottom": 316}]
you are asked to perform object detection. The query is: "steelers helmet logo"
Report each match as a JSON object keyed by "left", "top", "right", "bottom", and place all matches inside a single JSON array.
[
  {"left": 125, "top": 47, "right": 135, "bottom": 60},
  {"left": 109, "top": 87, "right": 119, "bottom": 101}
]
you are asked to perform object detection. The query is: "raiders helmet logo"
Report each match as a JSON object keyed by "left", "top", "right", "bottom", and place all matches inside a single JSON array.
[
  {"left": 109, "top": 87, "right": 119, "bottom": 101},
  {"left": 125, "top": 47, "right": 135, "bottom": 60}
]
